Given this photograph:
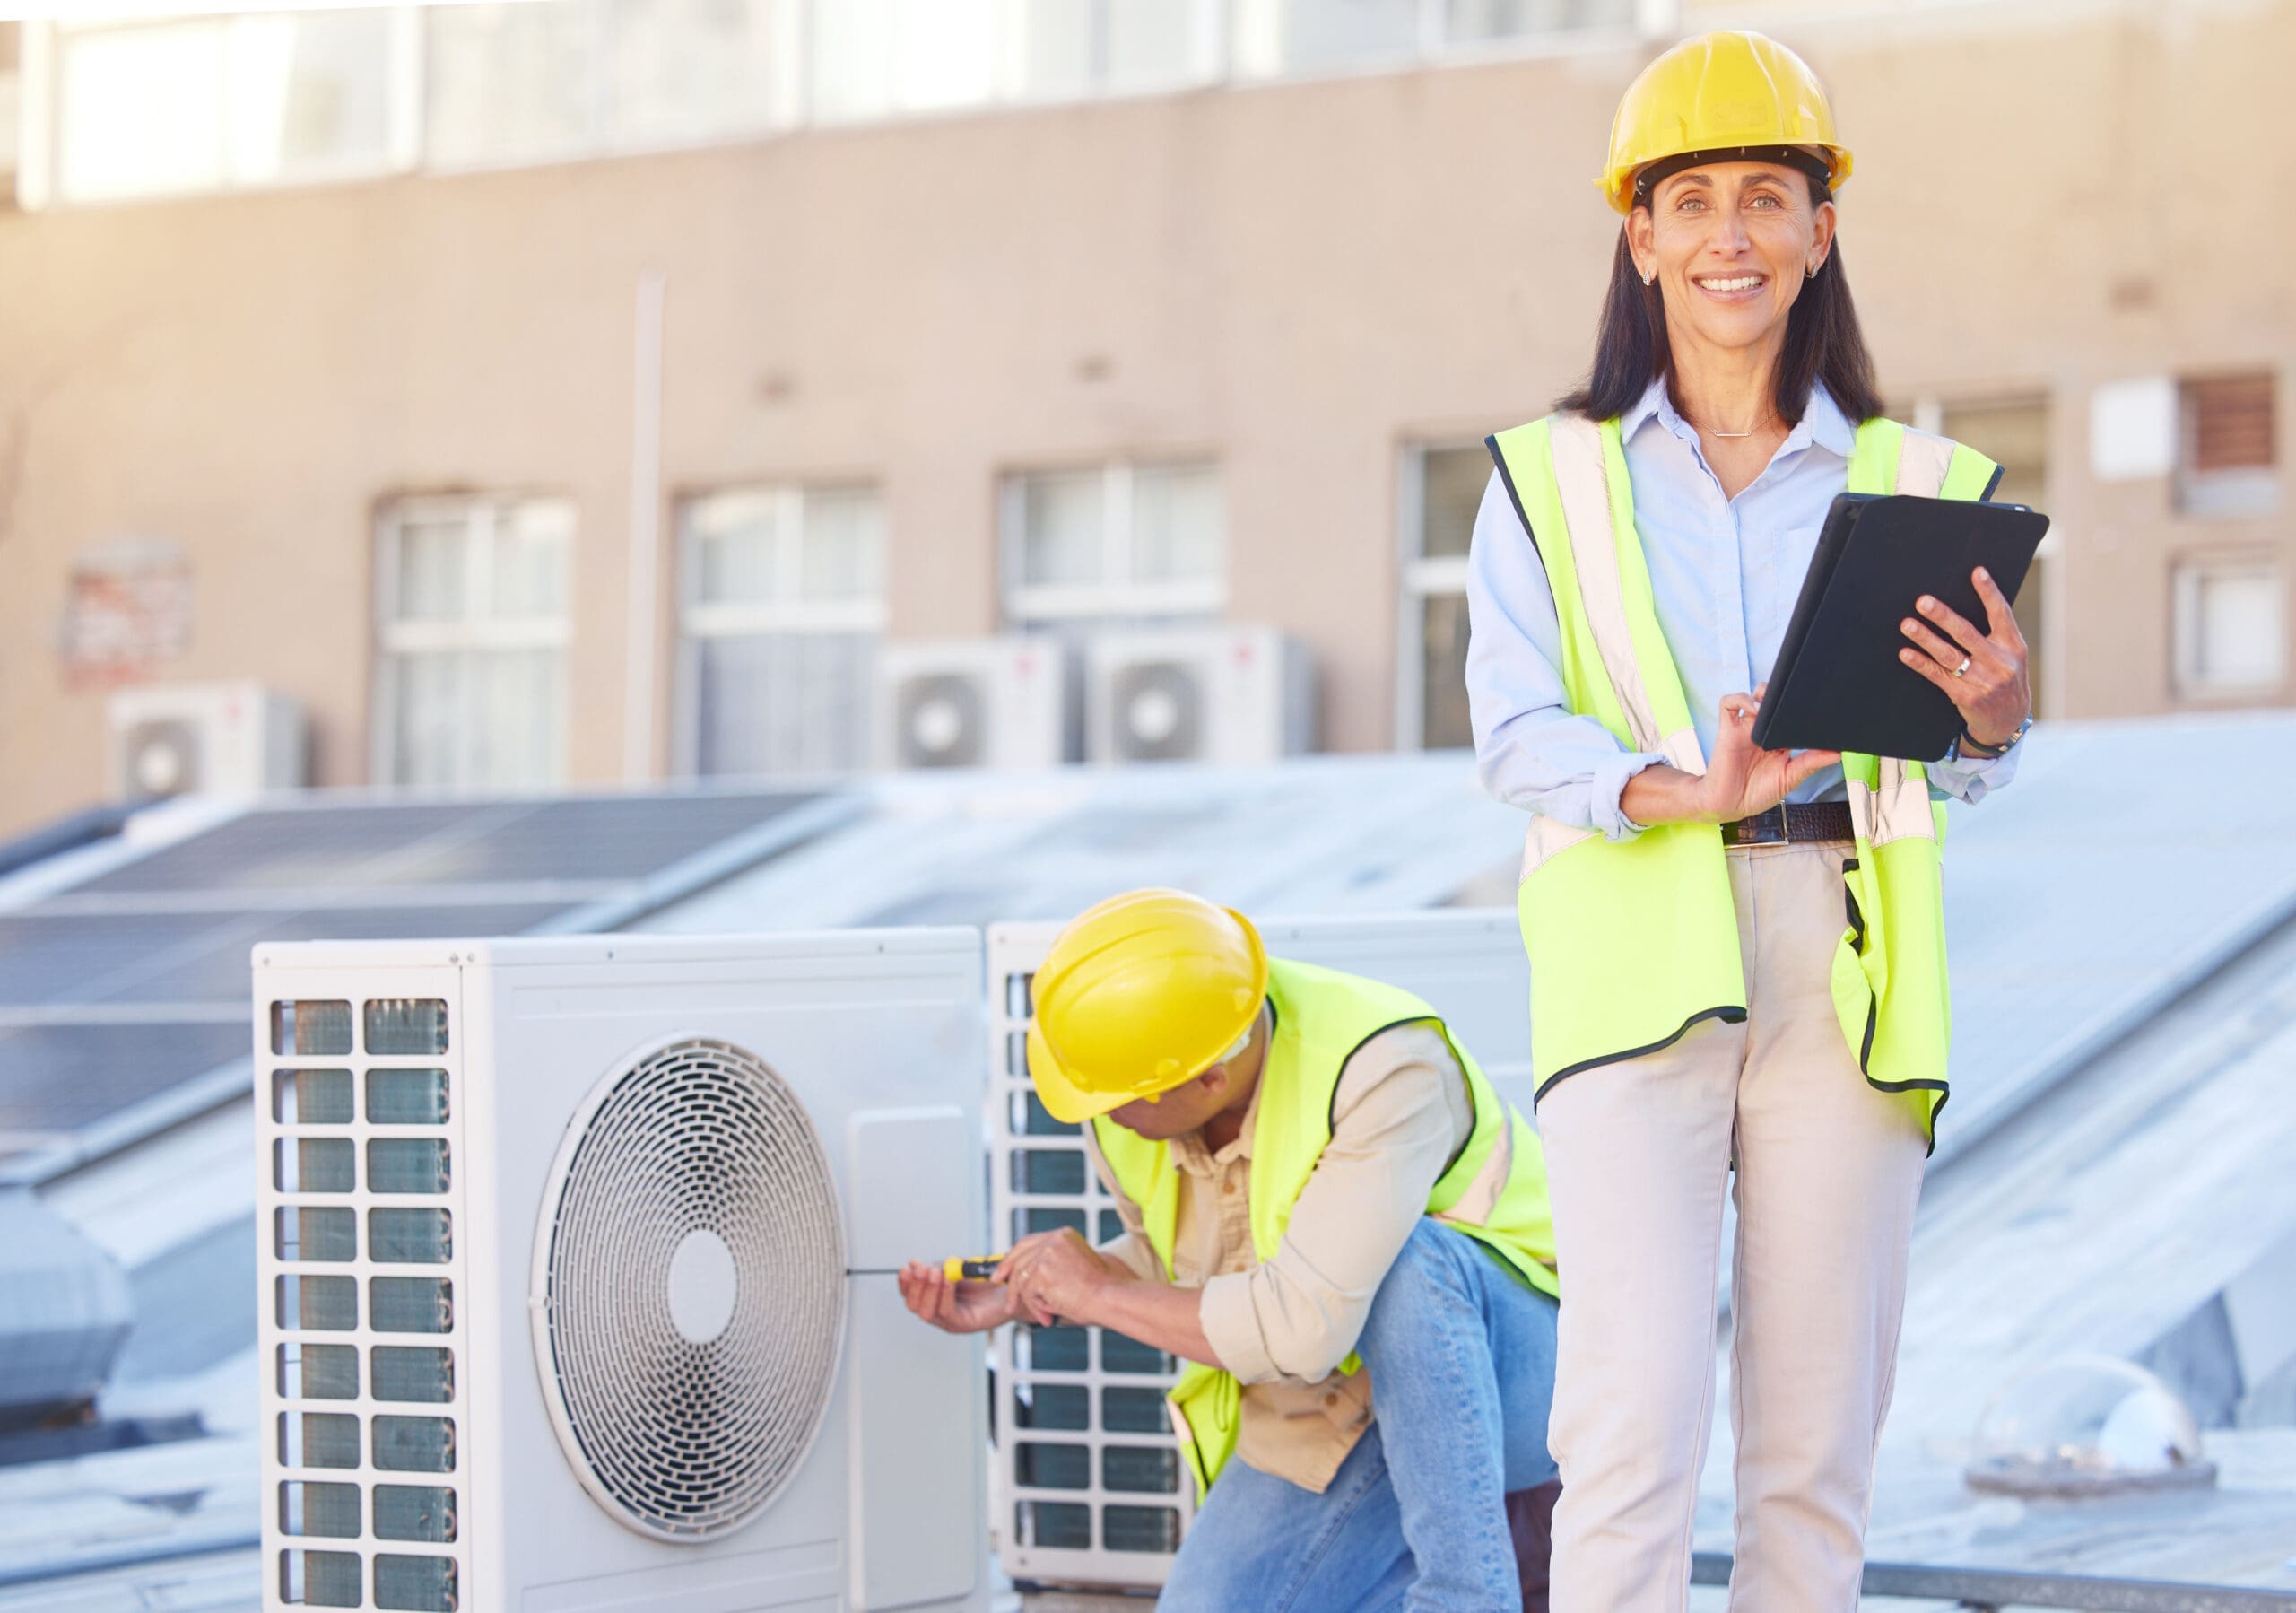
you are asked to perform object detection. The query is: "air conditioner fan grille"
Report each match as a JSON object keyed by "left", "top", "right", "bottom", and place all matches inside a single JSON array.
[{"left": 535, "top": 1035, "right": 846, "bottom": 1541}]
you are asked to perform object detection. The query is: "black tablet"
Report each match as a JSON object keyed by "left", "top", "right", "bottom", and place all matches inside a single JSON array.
[{"left": 1750, "top": 493, "right": 2049, "bottom": 762}]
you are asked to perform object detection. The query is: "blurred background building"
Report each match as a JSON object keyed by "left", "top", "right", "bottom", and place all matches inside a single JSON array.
[{"left": 0, "top": 0, "right": 2289, "bottom": 835}]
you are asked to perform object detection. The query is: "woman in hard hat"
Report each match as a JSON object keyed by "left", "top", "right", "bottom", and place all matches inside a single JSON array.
[{"left": 1465, "top": 30, "right": 2033, "bottom": 1609}]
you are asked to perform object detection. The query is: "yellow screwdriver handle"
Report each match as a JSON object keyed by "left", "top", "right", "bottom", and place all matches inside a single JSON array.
[{"left": 943, "top": 1255, "right": 1004, "bottom": 1282}]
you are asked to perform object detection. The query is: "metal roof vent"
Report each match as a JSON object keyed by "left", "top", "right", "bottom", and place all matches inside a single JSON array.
[
  {"left": 529, "top": 1034, "right": 848, "bottom": 1542},
  {"left": 1964, "top": 1354, "right": 2217, "bottom": 1497},
  {"left": 0, "top": 1190, "right": 132, "bottom": 1432}
]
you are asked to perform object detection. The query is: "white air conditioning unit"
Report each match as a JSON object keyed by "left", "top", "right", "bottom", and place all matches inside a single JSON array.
[
  {"left": 254, "top": 931, "right": 989, "bottom": 1613},
  {"left": 984, "top": 909, "right": 1530, "bottom": 1590},
  {"left": 875, "top": 638, "right": 1072, "bottom": 771},
  {"left": 108, "top": 681, "right": 305, "bottom": 800},
  {"left": 1084, "top": 625, "right": 1314, "bottom": 765}
]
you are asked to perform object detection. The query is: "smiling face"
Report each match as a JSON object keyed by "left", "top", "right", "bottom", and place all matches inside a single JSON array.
[{"left": 1629, "top": 161, "right": 1836, "bottom": 363}]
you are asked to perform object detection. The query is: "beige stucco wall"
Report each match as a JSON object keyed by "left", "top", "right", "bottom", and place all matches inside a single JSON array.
[{"left": 0, "top": 0, "right": 2289, "bottom": 836}]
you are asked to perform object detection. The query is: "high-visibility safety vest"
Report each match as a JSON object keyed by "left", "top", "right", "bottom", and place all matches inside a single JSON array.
[
  {"left": 1484, "top": 413, "right": 2001, "bottom": 1146},
  {"left": 1091, "top": 956, "right": 1560, "bottom": 1498}
]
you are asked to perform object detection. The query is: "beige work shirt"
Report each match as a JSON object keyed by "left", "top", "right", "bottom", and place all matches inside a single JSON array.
[{"left": 1083, "top": 1021, "right": 1474, "bottom": 1494}]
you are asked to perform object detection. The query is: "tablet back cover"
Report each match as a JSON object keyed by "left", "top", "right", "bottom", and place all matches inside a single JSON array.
[{"left": 1752, "top": 494, "right": 2047, "bottom": 762}]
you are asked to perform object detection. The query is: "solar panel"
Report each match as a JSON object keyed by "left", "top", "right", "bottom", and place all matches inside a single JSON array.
[
  {"left": 0, "top": 789, "right": 841, "bottom": 1181},
  {"left": 0, "top": 913, "right": 229, "bottom": 1006},
  {"left": 0, "top": 1022, "right": 250, "bottom": 1148},
  {"left": 122, "top": 905, "right": 577, "bottom": 1006},
  {"left": 384, "top": 793, "right": 819, "bottom": 885},
  {"left": 68, "top": 803, "right": 514, "bottom": 894},
  {"left": 72, "top": 793, "right": 821, "bottom": 895}
]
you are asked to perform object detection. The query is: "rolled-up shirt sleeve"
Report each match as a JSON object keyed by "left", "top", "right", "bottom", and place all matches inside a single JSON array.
[
  {"left": 1465, "top": 469, "right": 1665, "bottom": 841},
  {"left": 1197, "top": 1025, "right": 1472, "bottom": 1387},
  {"left": 1927, "top": 739, "right": 2021, "bottom": 805}
]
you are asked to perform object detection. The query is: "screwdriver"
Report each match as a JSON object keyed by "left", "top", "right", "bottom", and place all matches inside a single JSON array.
[{"left": 843, "top": 1253, "right": 1006, "bottom": 1278}]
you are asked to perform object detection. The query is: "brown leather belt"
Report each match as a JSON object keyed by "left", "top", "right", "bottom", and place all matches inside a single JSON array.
[{"left": 1720, "top": 801, "right": 1855, "bottom": 847}]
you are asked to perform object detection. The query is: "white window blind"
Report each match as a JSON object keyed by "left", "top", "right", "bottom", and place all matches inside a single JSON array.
[
  {"left": 374, "top": 497, "right": 573, "bottom": 790},
  {"left": 52, "top": 10, "right": 400, "bottom": 205},
  {"left": 1002, "top": 461, "right": 1224, "bottom": 625},
  {"left": 2173, "top": 557, "right": 2284, "bottom": 699},
  {"left": 676, "top": 484, "right": 885, "bottom": 779},
  {"left": 1396, "top": 443, "right": 1484, "bottom": 749}
]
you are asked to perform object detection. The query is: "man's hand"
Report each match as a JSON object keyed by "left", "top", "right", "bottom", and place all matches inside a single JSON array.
[
  {"left": 998, "top": 1228, "right": 1127, "bottom": 1328},
  {"left": 898, "top": 1260, "right": 1017, "bottom": 1335}
]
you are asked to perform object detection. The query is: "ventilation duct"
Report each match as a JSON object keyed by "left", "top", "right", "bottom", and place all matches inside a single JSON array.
[{"left": 0, "top": 1190, "right": 133, "bottom": 1432}]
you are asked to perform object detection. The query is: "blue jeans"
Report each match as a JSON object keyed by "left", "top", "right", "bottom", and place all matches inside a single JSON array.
[{"left": 1159, "top": 1220, "right": 1561, "bottom": 1613}]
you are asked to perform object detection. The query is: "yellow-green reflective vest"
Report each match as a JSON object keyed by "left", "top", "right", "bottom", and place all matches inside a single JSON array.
[
  {"left": 1483, "top": 414, "right": 2000, "bottom": 1148},
  {"left": 1091, "top": 957, "right": 1559, "bottom": 1498}
]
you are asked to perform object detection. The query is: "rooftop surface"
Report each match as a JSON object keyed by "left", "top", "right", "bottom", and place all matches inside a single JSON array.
[{"left": 4, "top": 715, "right": 2294, "bottom": 1604}]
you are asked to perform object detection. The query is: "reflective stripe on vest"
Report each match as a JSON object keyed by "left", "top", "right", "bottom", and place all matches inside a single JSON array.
[
  {"left": 1485, "top": 413, "right": 2000, "bottom": 1146},
  {"left": 1089, "top": 957, "right": 1558, "bottom": 1496}
]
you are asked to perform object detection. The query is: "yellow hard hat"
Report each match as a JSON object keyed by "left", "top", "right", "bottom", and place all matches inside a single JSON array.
[
  {"left": 1025, "top": 887, "right": 1269, "bottom": 1125},
  {"left": 1597, "top": 31, "right": 1852, "bottom": 214}
]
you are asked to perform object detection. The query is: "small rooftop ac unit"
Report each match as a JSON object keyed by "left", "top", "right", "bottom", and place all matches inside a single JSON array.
[
  {"left": 254, "top": 931, "right": 988, "bottom": 1612},
  {"left": 1085, "top": 624, "right": 1314, "bottom": 765},
  {"left": 875, "top": 638, "right": 1070, "bottom": 770},
  {"left": 108, "top": 681, "right": 305, "bottom": 800}
]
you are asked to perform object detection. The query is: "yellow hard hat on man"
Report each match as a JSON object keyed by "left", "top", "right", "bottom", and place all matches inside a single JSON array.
[
  {"left": 1026, "top": 887, "right": 1268, "bottom": 1124},
  {"left": 1598, "top": 30, "right": 1852, "bottom": 214}
]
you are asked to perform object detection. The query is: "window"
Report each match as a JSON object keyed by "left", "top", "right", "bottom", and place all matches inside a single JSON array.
[
  {"left": 374, "top": 497, "right": 573, "bottom": 790},
  {"left": 2178, "top": 372, "right": 2279, "bottom": 518},
  {"left": 2, "top": 24, "right": 21, "bottom": 191},
  {"left": 1233, "top": 0, "right": 1636, "bottom": 79},
  {"left": 1002, "top": 462, "right": 1224, "bottom": 625},
  {"left": 808, "top": 0, "right": 996, "bottom": 124},
  {"left": 1231, "top": 0, "right": 1420, "bottom": 80},
  {"left": 51, "top": 11, "right": 400, "bottom": 205},
  {"left": 607, "top": 0, "right": 797, "bottom": 148},
  {"left": 1002, "top": 0, "right": 1210, "bottom": 101},
  {"left": 17, "top": 2, "right": 1643, "bottom": 206},
  {"left": 1446, "top": 0, "right": 1637, "bottom": 44},
  {"left": 427, "top": 0, "right": 795, "bottom": 169},
  {"left": 424, "top": 3, "right": 599, "bottom": 169},
  {"left": 676, "top": 484, "right": 885, "bottom": 778},
  {"left": 2173, "top": 557, "right": 2284, "bottom": 700},
  {"left": 1936, "top": 397, "right": 2056, "bottom": 717},
  {"left": 1396, "top": 443, "right": 1485, "bottom": 749}
]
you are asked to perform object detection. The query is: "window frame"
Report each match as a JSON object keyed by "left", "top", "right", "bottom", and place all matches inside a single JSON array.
[
  {"left": 999, "top": 458, "right": 1226, "bottom": 627},
  {"left": 30, "top": 7, "right": 422, "bottom": 209},
  {"left": 2170, "top": 552, "right": 2286, "bottom": 702},
  {"left": 11, "top": 0, "right": 1667, "bottom": 210},
  {"left": 370, "top": 493, "right": 576, "bottom": 790},
  {"left": 669, "top": 481, "right": 889, "bottom": 779},
  {"left": 1393, "top": 440, "right": 1479, "bottom": 751},
  {"left": 2175, "top": 371, "right": 2281, "bottom": 519}
]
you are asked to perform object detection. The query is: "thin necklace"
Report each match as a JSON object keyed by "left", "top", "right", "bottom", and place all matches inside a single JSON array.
[{"left": 1698, "top": 412, "right": 1779, "bottom": 440}]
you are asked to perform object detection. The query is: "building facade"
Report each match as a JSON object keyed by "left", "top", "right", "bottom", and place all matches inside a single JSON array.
[{"left": 0, "top": 0, "right": 2288, "bottom": 836}]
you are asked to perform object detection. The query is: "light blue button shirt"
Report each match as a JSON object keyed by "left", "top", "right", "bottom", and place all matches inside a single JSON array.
[{"left": 1465, "top": 379, "right": 2017, "bottom": 838}]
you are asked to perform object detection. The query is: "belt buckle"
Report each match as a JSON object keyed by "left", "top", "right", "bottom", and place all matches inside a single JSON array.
[{"left": 1779, "top": 805, "right": 1795, "bottom": 846}]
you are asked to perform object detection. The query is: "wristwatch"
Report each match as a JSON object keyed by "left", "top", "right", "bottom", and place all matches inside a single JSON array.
[{"left": 1953, "top": 711, "right": 2034, "bottom": 762}]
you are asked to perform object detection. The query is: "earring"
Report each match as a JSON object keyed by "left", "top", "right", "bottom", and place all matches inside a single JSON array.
[
  {"left": 1806, "top": 261, "right": 1820, "bottom": 279},
  {"left": 1642, "top": 271, "right": 1655, "bottom": 287}
]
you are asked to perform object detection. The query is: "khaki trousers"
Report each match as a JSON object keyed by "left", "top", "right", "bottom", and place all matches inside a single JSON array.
[{"left": 1535, "top": 841, "right": 1930, "bottom": 1613}]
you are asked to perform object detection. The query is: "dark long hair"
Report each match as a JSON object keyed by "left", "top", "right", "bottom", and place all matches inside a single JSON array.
[{"left": 1556, "top": 193, "right": 1884, "bottom": 426}]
